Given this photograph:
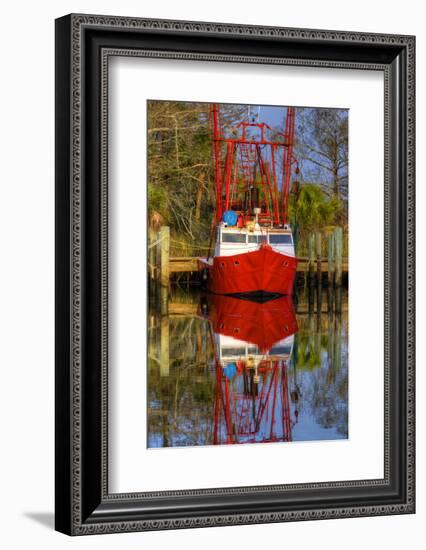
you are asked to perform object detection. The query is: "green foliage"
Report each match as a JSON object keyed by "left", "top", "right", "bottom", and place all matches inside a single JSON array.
[
  {"left": 148, "top": 184, "right": 168, "bottom": 222},
  {"left": 289, "top": 183, "right": 344, "bottom": 255},
  {"left": 291, "top": 184, "right": 343, "bottom": 234},
  {"left": 294, "top": 333, "right": 321, "bottom": 371}
]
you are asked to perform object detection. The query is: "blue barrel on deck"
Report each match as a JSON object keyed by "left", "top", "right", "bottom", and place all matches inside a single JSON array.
[
  {"left": 223, "top": 363, "right": 237, "bottom": 379},
  {"left": 222, "top": 210, "right": 238, "bottom": 226}
]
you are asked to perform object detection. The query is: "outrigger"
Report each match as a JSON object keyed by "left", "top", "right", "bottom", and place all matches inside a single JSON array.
[{"left": 199, "top": 104, "right": 299, "bottom": 297}]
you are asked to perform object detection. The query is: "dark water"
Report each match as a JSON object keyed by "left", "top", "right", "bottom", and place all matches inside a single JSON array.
[{"left": 147, "top": 287, "right": 348, "bottom": 448}]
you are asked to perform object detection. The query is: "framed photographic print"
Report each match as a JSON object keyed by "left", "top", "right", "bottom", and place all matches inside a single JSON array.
[{"left": 55, "top": 14, "right": 415, "bottom": 535}]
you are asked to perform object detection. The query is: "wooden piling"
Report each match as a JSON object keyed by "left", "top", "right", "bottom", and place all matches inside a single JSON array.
[
  {"left": 328, "top": 232, "right": 335, "bottom": 286},
  {"left": 160, "top": 287, "right": 168, "bottom": 317},
  {"left": 148, "top": 229, "right": 157, "bottom": 305},
  {"left": 315, "top": 232, "right": 322, "bottom": 312},
  {"left": 159, "top": 226, "right": 170, "bottom": 315},
  {"left": 148, "top": 229, "right": 156, "bottom": 281},
  {"left": 315, "top": 231, "right": 322, "bottom": 282},
  {"left": 334, "top": 227, "right": 343, "bottom": 287},
  {"left": 308, "top": 232, "right": 315, "bottom": 282},
  {"left": 327, "top": 231, "right": 335, "bottom": 312},
  {"left": 159, "top": 226, "right": 170, "bottom": 287}
]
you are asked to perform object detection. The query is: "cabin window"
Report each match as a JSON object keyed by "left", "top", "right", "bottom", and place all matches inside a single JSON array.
[
  {"left": 222, "top": 233, "right": 247, "bottom": 243},
  {"left": 268, "top": 234, "right": 293, "bottom": 245},
  {"left": 222, "top": 346, "right": 246, "bottom": 357},
  {"left": 270, "top": 344, "right": 292, "bottom": 355},
  {"left": 248, "top": 235, "right": 264, "bottom": 243}
]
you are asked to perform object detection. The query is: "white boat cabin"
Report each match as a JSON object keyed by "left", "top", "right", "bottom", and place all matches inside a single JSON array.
[
  {"left": 215, "top": 223, "right": 295, "bottom": 259},
  {"left": 215, "top": 333, "right": 295, "bottom": 366}
]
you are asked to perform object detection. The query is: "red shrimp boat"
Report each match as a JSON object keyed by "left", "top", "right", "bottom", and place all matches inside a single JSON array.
[{"left": 199, "top": 104, "right": 299, "bottom": 297}]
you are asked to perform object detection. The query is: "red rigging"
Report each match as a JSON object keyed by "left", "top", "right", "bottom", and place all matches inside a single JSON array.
[
  {"left": 199, "top": 104, "right": 299, "bottom": 297},
  {"left": 199, "top": 293, "right": 299, "bottom": 445}
]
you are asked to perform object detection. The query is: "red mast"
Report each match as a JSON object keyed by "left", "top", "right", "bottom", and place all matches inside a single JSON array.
[
  {"left": 281, "top": 107, "right": 297, "bottom": 225},
  {"left": 210, "top": 104, "right": 298, "bottom": 227}
]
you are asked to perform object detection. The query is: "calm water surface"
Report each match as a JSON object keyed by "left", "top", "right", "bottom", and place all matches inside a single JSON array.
[{"left": 147, "top": 287, "right": 348, "bottom": 448}]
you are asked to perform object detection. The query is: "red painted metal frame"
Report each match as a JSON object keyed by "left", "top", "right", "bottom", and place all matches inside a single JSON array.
[
  {"left": 212, "top": 359, "right": 296, "bottom": 445},
  {"left": 281, "top": 107, "right": 297, "bottom": 224},
  {"left": 210, "top": 104, "right": 298, "bottom": 226},
  {"left": 206, "top": 294, "right": 298, "bottom": 445}
]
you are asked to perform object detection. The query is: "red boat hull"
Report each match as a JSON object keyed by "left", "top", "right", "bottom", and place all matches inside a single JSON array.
[{"left": 199, "top": 245, "right": 297, "bottom": 296}]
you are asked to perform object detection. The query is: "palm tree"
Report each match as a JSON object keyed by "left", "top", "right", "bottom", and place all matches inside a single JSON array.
[{"left": 289, "top": 183, "right": 342, "bottom": 253}]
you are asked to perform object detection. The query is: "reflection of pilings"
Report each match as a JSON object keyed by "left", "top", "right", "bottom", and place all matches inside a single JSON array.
[
  {"left": 308, "top": 314, "right": 315, "bottom": 357},
  {"left": 305, "top": 285, "right": 344, "bottom": 315},
  {"left": 315, "top": 310, "right": 322, "bottom": 358},
  {"left": 334, "top": 313, "right": 342, "bottom": 372},
  {"left": 195, "top": 322, "right": 203, "bottom": 364},
  {"left": 334, "top": 285, "right": 342, "bottom": 314},
  {"left": 308, "top": 278, "right": 315, "bottom": 314},
  {"left": 243, "top": 369, "right": 249, "bottom": 395},
  {"left": 327, "top": 312, "right": 335, "bottom": 382},
  {"left": 161, "top": 408, "right": 169, "bottom": 447},
  {"left": 160, "top": 316, "right": 170, "bottom": 377},
  {"left": 147, "top": 313, "right": 157, "bottom": 362},
  {"left": 327, "top": 285, "right": 334, "bottom": 313},
  {"left": 316, "top": 282, "right": 322, "bottom": 315}
]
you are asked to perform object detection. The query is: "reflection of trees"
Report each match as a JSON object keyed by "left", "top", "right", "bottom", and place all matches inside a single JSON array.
[
  {"left": 292, "top": 312, "right": 348, "bottom": 438},
  {"left": 147, "top": 315, "right": 216, "bottom": 447}
]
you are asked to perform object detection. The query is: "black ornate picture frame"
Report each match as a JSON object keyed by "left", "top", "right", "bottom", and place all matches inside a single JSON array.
[{"left": 55, "top": 13, "right": 415, "bottom": 535}]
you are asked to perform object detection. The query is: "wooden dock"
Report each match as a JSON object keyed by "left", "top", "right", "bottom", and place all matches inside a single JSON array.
[
  {"left": 169, "top": 256, "right": 348, "bottom": 274},
  {"left": 167, "top": 300, "right": 348, "bottom": 317},
  {"left": 150, "top": 226, "right": 348, "bottom": 291}
]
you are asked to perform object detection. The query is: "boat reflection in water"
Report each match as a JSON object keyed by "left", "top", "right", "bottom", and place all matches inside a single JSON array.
[
  {"left": 201, "top": 295, "right": 299, "bottom": 445},
  {"left": 147, "top": 289, "right": 348, "bottom": 449}
]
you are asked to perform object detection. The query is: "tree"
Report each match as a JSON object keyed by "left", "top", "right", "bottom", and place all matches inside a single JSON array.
[
  {"left": 289, "top": 183, "right": 343, "bottom": 247},
  {"left": 295, "top": 108, "right": 348, "bottom": 204},
  {"left": 147, "top": 100, "right": 212, "bottom": 243},
  {"left": 147, "top": 100, "right": 247, "bottom": 253}
]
